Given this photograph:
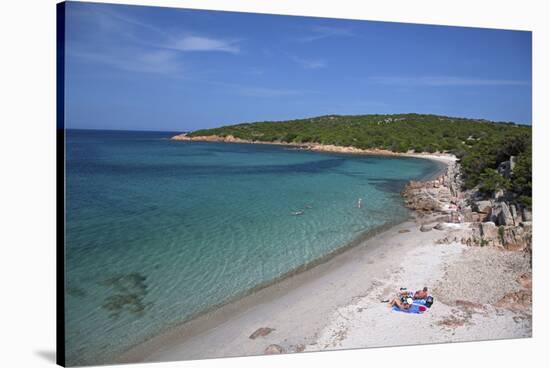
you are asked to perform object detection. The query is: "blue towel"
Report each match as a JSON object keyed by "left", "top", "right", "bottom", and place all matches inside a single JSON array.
[
  {"left": 392, "top": 303, "right": 426, "bottom": 314},
  {"left": 413, "top": 296, "right": 434, "bottom": 307}
]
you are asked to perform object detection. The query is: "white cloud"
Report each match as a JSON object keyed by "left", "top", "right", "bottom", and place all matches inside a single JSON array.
[
  {"left": 70, "top": 48, "right": 183, "bottom": 75},
  {"left": 168, "top": 36, "right": 240, "bottom": 54},
  {"left": 291, "top": 56, "right": 327, "bottom": 69},
  {"left": 369, "top": 76, "right": 530, "bottom": 87},
  {"left": 298, "top": 25, "right": 354, "bottom": 43}
]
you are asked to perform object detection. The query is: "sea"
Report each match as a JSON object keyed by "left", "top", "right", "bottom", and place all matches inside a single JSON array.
[{"left": 65, "top": 129, "right": 443, "bottom": 365}]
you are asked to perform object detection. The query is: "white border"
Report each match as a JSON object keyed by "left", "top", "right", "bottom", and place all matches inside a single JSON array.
[{"left": 1, "top": 1, "right": 548, "bottom": 367}]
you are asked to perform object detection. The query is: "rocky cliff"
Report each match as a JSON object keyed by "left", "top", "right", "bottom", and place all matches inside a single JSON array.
[{"left": 402, "top": 160, "right": 532, "bottom": 254}]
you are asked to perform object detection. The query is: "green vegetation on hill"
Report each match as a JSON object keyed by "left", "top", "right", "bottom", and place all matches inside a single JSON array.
[{"left": 189, "top": 113, "right": 532, "bottom": 206}]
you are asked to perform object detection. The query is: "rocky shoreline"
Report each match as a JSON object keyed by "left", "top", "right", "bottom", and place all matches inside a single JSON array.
[
  {"left": 401, "top": 159, "right": 532, "bottom": 254},
  {"left": 306, "top": 159, "right": 532, "bottom": 353}
]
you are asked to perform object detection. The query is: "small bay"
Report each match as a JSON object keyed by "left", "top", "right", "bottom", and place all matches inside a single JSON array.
[{"left": 65, "top": 129, "right": 442, "bottom": 365}]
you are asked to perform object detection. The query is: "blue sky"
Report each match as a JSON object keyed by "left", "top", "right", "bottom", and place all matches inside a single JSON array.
[{"left": 64, "top": 2, "right": 532, "bottom": 131}]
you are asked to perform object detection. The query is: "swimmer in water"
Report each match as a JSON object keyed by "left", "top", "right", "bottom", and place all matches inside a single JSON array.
[{"left": 357, "top": 198, "right": 362, "bottom": 208}]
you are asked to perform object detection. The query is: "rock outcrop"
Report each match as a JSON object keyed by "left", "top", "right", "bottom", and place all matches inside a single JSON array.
[
  {"left": 490, "top": 202, "right": 515, "bottom": 226},
  {"left": 497, "top": 156, "right": 516, "bottom": 179},
  {"left": 522, "top": 208, "right": 532, "bottom": 221},
  {"left": 466, "top": 217, "right": 532, "bottom": 251},
  {"left": 402, "top": 159, "right": 532, "bottom": 254},
  {"left": 480, "top": 222, "right": 499, "bottom": 243},
  {"left": 402, "top": 159, "right": 462, "bottom": 219},
  {"left": 500, "top": 222, "right": 532, "bottom": 251},
  {"left": 472, "top": 200, "right": 492, "bottom": 221}
]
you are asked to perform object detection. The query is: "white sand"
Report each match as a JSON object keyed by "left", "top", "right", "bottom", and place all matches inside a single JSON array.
[
  {"left": 117, "top": 218, "right": 531, "bottom": 364},
  {"left": 308, "top": 240, "right": 531, "bottom": 351},
  {"left": 172, "top": 134, "right": 458, "bottom": 165}
]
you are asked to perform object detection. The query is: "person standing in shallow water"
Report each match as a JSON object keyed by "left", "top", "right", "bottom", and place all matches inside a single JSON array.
[{"left": 357, "top": 198, "right": 362, "bottom": 208}]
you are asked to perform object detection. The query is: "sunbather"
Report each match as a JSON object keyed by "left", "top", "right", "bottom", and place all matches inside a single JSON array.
[
  {"left": 389, "top": 296, "right": 412, "bottom": 311},
  {"left": 398, "top": 286, "right": 429, "bottom": 300},
  {"left": 413, "top": 287, "right": 429, "bottom": 300}
]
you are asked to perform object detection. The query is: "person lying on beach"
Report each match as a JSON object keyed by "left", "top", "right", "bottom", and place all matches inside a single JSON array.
[
  {"left": 413, "top": 287, "right": 429, "bottom": 300},
  {"left": 398, "top": 286, "right": 429, "bottom": 300},
  {"left": 389, "top": 297, "right": 412, "bottom": 311}
]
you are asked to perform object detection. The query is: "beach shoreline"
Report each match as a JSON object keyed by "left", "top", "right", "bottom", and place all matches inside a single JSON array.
[
  {"left": 115, "top": 149, "right": 447, "bottom": 363},
  {"left": 116, "top": 220, "right": 434, "bottom": 364},
  {"left": 116, "top": 142, "right": 530, "bottom": 364},
  {"left": 171, "top": 133, "right": 458, "bottom": 163}
]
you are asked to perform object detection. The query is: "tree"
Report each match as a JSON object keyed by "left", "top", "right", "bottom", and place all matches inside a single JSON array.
[
  {"left": 187, "top": 113, "right": 531, "bottom": 204},
  {"left": 511, "top": 148, "right": 532, "bottom": 208},
  {"left": 478, "top": 168, "right": 510, "bottom": 196}
]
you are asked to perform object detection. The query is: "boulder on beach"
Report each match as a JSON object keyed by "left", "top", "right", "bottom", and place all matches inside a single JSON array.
[
  {"left": 474, "top": 220, "right": 532, "bottom": 251},
  {"left": 264, "top": 344, "right": 284, "bottom": 354},
  {"left": 249, "top": 327, "right": 275, "bottom": 339},
  {"left": 434, "top": 223, "right": 446, "bottom": 230},
  {"left": 500, "top": 223, "right": 532, "bottom": 251},
  {"left": 420, "top": 224, "right": 432, "bottom": 232},
  {"left": 480, "top": 222, "right": 499, "bottom": 240}
]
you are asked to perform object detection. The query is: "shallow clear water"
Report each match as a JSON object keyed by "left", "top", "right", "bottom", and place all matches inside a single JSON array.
[{"left": 65, "top": 129, "right": 442, "bottom": 365}]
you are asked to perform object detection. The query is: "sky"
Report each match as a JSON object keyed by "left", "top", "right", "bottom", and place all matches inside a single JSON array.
[{"left": 64, "top": 1, "right": 532, "bottom": 131}]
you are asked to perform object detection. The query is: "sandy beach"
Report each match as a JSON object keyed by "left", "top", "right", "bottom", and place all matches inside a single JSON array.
[
  {"left": 116, "top": 152, "right": 531, "bottom": 364},
  {"left": 171, "top": 133, "right": 460, "bottom": 162},
  {"left": 118, "top": 219, "right": 531, "bottom": 364}
]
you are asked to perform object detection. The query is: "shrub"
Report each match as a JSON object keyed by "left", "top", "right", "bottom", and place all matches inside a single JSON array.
[{"left": 478, "top": 168, "right": 511, "bottom": 196}]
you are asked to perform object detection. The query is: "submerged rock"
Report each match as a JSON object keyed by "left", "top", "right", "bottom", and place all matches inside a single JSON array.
[{"left": 99, "top": 272, "right": 150, "bottom": 318}]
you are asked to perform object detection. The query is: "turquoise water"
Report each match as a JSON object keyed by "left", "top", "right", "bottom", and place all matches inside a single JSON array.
[{"left": 65, "top": 129, "right": 442, "bottom": 365}]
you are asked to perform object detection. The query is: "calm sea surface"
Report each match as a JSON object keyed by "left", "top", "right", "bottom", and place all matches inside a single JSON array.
[{"left": 65, "top": 129, "right": 442, "bottom": 365}]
